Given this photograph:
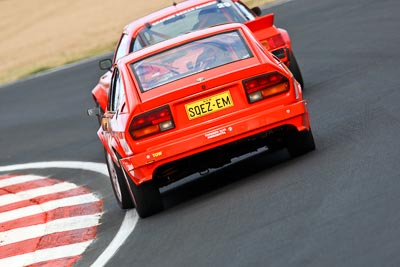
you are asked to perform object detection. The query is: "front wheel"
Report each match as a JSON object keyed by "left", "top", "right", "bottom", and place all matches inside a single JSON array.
[
  {"left": 105, "top": 151, "right": 135, "bottom": 209},
  {"left": 288, "top": 52, "right": 304, "bottom": 90}
]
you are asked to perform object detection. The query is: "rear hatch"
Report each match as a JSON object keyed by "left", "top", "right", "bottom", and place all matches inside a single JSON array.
[
  {"left": 133, "top": 57, "right": 286, "bottom": 142},
  {"left": 143, "top": 58, "right": 263, "bottom": 129},
  {"left": 127, "top": 27, "right": 290, "bottom": 151}
]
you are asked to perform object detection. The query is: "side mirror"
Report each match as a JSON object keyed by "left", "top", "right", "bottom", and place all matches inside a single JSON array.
[
  {"left": 251, "top": 7, "right": 262, "bottom": 16},
  {"left": 99, "top": 59, "right": 112, "bottom": 71},
  {"left": 87, "top": 107, "right": 101, "bottom": 117}
]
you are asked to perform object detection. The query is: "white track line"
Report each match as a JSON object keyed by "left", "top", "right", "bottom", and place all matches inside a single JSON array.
[
  {"left": 0, "top": 161, "right": 108, "bottom": 176},
  {"left": 0, "top": 182, "right": 79, "bottom": 206},
  {"left": 90, "top": 209, "right": 138, "bottom": 267},
  {"left": 0, "top": 193, "right": 99, "bottom": 223},
  {"left": 0, "top": 240, "right": 93, "bottom": 267},
  {"left": 0, "top": 161, "right": 138, "bottom": 267},
  {"left": 0, "top": 214, "right": 101, "bottom": 246},
  {"left": 0, "top": 174, "right": 47, "bottom": 188}
]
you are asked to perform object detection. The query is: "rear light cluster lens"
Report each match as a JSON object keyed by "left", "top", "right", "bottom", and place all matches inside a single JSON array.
[
  {"left": 243, "top": 72, "right": 290, "bottom": 103},
  {"left": 261, "top": 34, "right": 286, "bottom": 50},
  {"left": 130, "top": 106, "right": 175, "bottom": 139},
  {"left": 271, "top": 48, "right": 286, "bottom": 59}
]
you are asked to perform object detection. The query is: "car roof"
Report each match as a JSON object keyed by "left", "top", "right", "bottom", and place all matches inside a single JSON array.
[{"left": 123, "top": 0, "right": 238, "bottom": 34}]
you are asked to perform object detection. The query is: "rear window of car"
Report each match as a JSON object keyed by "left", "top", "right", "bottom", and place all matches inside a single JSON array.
[
  {"left": 130, "top": 30, "right": 253, "bottom": 92},
  {"left": 132, "top": 1, "right": 248, "bottom": 50}
]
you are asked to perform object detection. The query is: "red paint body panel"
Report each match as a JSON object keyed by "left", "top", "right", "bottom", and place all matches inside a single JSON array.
[
  {"left": 244, "top": 13, "right": 275, "bottom": 35},
  {"left": 91, "top": 71, "right": 111, "bottom": 110},
  {"left": 120, "top": 100, "right": 310, "bottom": 185},
  {"left": 90, "top": 0, "right": 297, "bottom": 111},
  {"left": 97, "top": 23, "right": 312, "bottom": 187}
]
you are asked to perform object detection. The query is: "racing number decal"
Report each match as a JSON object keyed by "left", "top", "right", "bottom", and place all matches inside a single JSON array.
[{"left": 217, "top": 2, "right": 231, "bottom": 8}]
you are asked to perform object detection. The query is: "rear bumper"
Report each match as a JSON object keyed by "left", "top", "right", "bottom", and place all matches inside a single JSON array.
[{"left": 120, "top": 100, "right": 311, "bottom": 185}]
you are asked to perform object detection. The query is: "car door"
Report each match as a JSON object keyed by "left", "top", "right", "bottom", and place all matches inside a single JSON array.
[{"left": 101, "top": 68, "right": 127, "bottom": 161}]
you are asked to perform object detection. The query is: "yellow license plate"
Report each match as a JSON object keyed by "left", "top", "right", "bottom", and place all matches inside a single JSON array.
[{"left": 185, "top": 91, "right": 234, "bottom": 120}]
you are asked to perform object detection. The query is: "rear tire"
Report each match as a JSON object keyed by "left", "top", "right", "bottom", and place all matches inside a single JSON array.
[
  {"left": 123, "top": 170, "right": 164, "bottom": 218},
  {"left": 285, "top": 129, "right": 315, "bottom": 157},
  {"left": 105, "top": 151, "right": 134, "bottom": 209},
  {"left": 288, "top": 52, "right": 304, "bottom": 90}
]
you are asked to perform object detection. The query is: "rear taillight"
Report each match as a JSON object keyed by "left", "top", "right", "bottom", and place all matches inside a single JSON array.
[
  {"left": 243, "top": 73, "right": 290, "bottom": 103},
  {"left": 130, "top": 106, "right": 175, "bottom": 139},
  {"left": 261, "top": 34, "right": 286, "bottom": 50}
]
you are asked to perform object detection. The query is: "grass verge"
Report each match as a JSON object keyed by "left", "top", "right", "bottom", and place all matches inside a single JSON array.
[{"left": 0, "top": 0, "right": 275, "bottom": 86}]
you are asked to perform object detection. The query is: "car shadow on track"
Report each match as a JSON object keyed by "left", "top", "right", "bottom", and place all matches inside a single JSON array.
[{"left": 160, "top": 148, "right": 292, "bottom": 210}]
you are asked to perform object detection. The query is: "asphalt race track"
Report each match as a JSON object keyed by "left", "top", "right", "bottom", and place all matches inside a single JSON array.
[{"left": 1, "top": 0, "right": 400, "bottom": 266}]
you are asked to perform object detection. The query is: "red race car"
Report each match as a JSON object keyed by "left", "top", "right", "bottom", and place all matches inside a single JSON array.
[
  {"left": 91, "top": 0, "right": 304, "bottom": 115},
  {"left": 92, "top": 23, "right": 315, "bottom": 218}
]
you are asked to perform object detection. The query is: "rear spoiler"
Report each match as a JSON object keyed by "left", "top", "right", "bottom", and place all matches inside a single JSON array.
[{"left": 244, "top": 13, "right": 275, "bottom": 32}]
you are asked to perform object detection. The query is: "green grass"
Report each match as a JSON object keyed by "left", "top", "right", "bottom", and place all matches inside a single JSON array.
[
  {"left": 1, "top": 41, "right": 117, "bottom": 85},
  {"left": 1, "top": 0, "right": 275, "bottom": 86}
]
